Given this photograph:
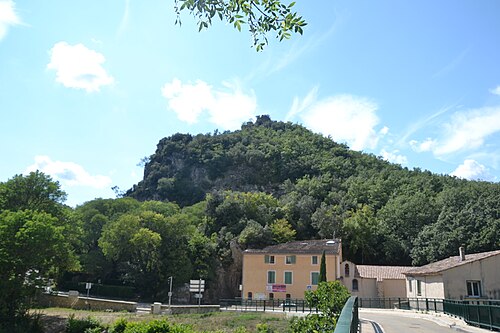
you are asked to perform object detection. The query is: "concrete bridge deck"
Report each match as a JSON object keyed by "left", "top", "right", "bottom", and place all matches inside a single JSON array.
[{"left": 359, "top": 308, "right": 493, "bottom": 333}]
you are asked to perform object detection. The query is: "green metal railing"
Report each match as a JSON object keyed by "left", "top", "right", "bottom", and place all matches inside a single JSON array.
[
  {"left": 444, "top": 299, "right": 500, "bottom": 331},
  {"left": 219, "top": 298, "right": 318, "bottom": 313},
  {"left": 360, "top": 297, "right": 500, "bottom": 332},
  {"left": 333, "top": 296, "right": 359, "bottom": 333},
  {"left": 359, "top": 297, "right": 443, "bottom": 312}
]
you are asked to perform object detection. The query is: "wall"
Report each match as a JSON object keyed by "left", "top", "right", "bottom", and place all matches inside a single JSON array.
[
  {"left": 159, "top": 305, "right": 220, "bottom": 314},
  {"left": 442, "top": 254, "right": 500, "bottom": 300},
  {"left": 37, "top": 293, "right": 137, "bottom": 312},
  {"left": 406, "top": 275, "right": 444, "bottom": 299},
  {"left": 382, "top": 279, "right": 407, "bottom": 298},
  {"left": 242, "top": 252, "right": 339, "bottom": 299}
]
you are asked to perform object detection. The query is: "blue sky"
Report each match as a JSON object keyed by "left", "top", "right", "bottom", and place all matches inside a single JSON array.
[{"left": 1, "top": 0, "right": 500, "bottom": 206}]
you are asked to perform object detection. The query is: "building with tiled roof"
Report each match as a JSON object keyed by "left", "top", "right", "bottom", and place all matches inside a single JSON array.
[
  {"left": 403, "top": 248, "right": 500, "bottom": 300},
  {"left": 340, "top": 261, "right": 412, "bottom": 298},
  {"left": 241, "top": 239, "right": 342, "bottom": 300}
]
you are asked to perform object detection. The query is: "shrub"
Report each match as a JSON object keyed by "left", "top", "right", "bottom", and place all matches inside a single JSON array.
[
  {"left": 256, "top": 323, "right": 274, "bottom": 333},
  {"left": 111, "top": 318, "right": 128, "bottom": 333},
  {"left": 66, "top": 315, "right": 106, "bottom": 333}
]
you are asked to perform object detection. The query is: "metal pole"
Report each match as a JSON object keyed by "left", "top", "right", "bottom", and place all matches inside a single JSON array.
[
  {"left": 198, "top": 278, "right": 202, "bottom": 307},
  {"left": 168, "top": 276, "right": 173, "bottom": 307}
]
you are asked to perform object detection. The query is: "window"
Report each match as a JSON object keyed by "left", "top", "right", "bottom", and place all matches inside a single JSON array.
[
  {"left": 345, "top": 263, "right": 350, "bottom": 277},
  {"left": 284, "top": 271, "right": 293, "bottom": 284},
  {"left": 352, "top": 279, "right": 359, "bottom": 291},
  {"left": 269, "top": 293, "right": 274, "bottom": 300},
  {"left": 264, "top": 255, "right": 275, "bottom": 264},
  {"left": 311, "top": 272, "right": 319, "bottom": 285},
  {"left": 417, "top": 280, "right": 422, "bottom": 296},
  {"left": 408, "top": 279, "right": 412, "bottom": 293},
  {"left": 247, "top": 292, "right": 252, "bottom": 300},
  {"left": 286, "top": 293, "right": 291, "bottom": 299},
  {"left": 285, "top": 255, "right": 296, "bottom": 264},
  {"left": 466, "top": 281, "right": 482, "bottom": 297},
  {"left": 312, "top": 256, "right": 318, "bottom": 265},
  {"left": 267, "top": 271, "right": 276, "bottom": 284}
]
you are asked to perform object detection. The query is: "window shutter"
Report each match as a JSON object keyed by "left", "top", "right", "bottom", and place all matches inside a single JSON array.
[
  {"left": 265, "top": 255, "right": 269, "bottom": 263},
  {"left": 291, "top": 255, "right": 296, "bottom": 264}
]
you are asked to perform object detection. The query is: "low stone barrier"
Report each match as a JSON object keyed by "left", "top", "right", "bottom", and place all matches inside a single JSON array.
[
  {"left": 38, "top": 292, "right": 137, "bottom": 312},
  {"left": 152, "top": 304, "right": 220, "bottom": 314}
]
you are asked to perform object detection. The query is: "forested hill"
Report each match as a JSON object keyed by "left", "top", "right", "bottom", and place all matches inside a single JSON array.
[
  {"left": 127, "top": 115, "right": 500, "bottom": 266},
  {"left": 127, "top": 115, "right": 398, "bottom": 205}
]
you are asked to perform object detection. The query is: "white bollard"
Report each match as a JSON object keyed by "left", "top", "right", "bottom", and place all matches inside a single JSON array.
[{"left": 152, "top": 302, "right": 162, "bottom": 314}]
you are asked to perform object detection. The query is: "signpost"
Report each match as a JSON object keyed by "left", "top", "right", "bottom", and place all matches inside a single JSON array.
[
  {"left": 189, "top": 279, "right": 205, "bottom": 306},
  {"left": 85, "top": 282, "right": 92, "bottom": 298},
  {"left": 85, "top": 282, "right": 92, "bottom": 309},
  {"left": 168, "top": 276, "right": 173, "bottom": 307}
]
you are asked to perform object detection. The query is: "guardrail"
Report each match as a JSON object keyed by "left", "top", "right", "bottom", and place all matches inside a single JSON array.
[
  {"left": 220, "top": 298, "right": 318, "bottom": 313},
  {"left": 333, "top": 296, "right": 358, "bottom": 333},
  {"left": 444, "top": 299, "right": 500, "bottom": 331},
  {"left": 360, "top": 297, "right": 500, "bottom": 332}
]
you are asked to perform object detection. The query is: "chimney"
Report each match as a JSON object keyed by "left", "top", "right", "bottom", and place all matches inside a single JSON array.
[{"left": 459, "top": 246, "right": 466, "bottom": 261}]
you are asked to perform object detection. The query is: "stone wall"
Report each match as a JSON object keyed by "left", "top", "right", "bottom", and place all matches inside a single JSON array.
[{"left": 37, "top": 293, "right": 137, "bottom": 312}]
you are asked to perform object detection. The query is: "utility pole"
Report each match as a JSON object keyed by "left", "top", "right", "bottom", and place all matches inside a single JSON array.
[{"left": 168, "top": 276, "right": 173, "bottom": 307}]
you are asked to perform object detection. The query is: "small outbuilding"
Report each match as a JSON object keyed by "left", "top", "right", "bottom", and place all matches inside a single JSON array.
[
  {"left": 340, "top": 261, "right": 412, "bottom": 299},
  {"left": 403, "top": 247, "right": 500, "bottom": 300}
]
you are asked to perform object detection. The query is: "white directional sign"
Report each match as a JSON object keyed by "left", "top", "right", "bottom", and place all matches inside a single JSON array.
[{"left": 189, "top": 279, "right": 205, "bottom": 293}]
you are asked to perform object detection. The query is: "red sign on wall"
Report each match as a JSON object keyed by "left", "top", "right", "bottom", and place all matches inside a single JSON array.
[{"left": 272, "top": 284, "right": 286, "bottom": 292}]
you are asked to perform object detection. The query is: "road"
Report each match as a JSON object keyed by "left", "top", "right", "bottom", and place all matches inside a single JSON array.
[{"left": 360, "top": 309, "right": 491, "bottom": 333}]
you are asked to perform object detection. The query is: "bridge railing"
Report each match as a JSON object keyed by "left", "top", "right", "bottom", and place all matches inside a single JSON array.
[
  {"left": 360, "top": 297, "right": 500, "bottom": 331},
  {"left": 333, "top": 296, "right": 359, "bottom": 333},
  {"left": 219, "top": 298, "right": 318, "bottom": 313}
]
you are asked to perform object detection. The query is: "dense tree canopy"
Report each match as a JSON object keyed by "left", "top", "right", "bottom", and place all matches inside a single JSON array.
[
  {"left": 2, "top": 117, "right": 500, "bottom": 310},
  {"left": 128, "top": 116, "right": 500, "bottom": 267},
  {"left": 0, "top": 173, "right": 77, "bottom": 330}
]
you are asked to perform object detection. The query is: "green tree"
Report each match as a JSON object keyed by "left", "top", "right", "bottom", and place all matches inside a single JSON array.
[
  {"left": 175, "top": 0, "right": 307, "bottom": 51},
  {"left": 0, "top": 210, "right": 78, "bottom": 328},
  {"left": 269, "top": 218, "right": 296, "bottom": 243},
  {"left": 291, "top": 281, "right": 350, "bottom": 332},
  {"left": 0, "top": 171, "right": 66, "bottom": 217},
  {"left": 238, "top": 219, "right": 273, "bottom": 248},
  {"left": 99, "top": 210, "right": 194, "bottom": 298},
  {"left": 342, "top": 205, "right": 381, "bottom": 264},
  {"left": 319, "top": 250, "right": 326, "bottom": 283}
]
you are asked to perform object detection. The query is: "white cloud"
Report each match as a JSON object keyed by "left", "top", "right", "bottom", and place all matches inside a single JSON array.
[
  {"left": 299, "top": 94, "right": 381, "bottom": 151},
  {"left": 491, "top": 86, "right": 500, "bottom": 96},
  {"left": 47, "top": 42, "right": 114, "bottom": 92},
  {"left": 409, "top": 107, "right": 500, "bottom": 157},
  {"left": 0, "top": 0, "right": 21, "bottom": 41},
  {"left": 380, "top": 149, "right": 407, "bottom": 165},
  {"left": 434, "top": 107, "right": 500, "bottom": 156},
  {"left": 409, "top": 138, "right": 437, "bottom": 153},
  {"left": 117, "top": 0, "right": 131, "bottom": 36},
  {"left": 379, "top": 126, "right": 389, "bottom": 136},
  {"left": 161, "top": 79, "right": 257, "bottom": 130},
  {"left": 286, "top": 86, "right": 318, "bottom": 121},
  {"left": 25, "top": 156, "right": 112, "bottom": 189},
  {"left": 161, "top": 79, "right": 212, "bottom": 124},
  {"left": 451, "top": 159, "right": 491, "bottom": 181}
]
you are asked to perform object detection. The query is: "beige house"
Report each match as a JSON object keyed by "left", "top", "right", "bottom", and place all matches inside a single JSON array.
[
  {"left": 404, "top": 248, "right": 500, "bottom": 300},
  {"left": 242, "top": 239, "right": 341, "bottom": 300},
  {"left": 340, "top": 261, "right": 412, "bottom": 298}
]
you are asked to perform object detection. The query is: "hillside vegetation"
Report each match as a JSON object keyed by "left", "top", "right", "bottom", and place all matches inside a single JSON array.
[
  {"left": 127, "top": 115, "right": 500, "bottom": 266},
  {"left": 1, "top": 116, "right": 499, "bottom": 326}
]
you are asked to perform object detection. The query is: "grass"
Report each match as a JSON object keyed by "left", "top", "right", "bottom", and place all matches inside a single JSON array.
[{"left": 37, "top": 308, "right": 291, "bottom": 333}]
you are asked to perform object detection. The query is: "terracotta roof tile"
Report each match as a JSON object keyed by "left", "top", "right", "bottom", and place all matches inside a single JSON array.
[
  {"left": 355, "top": 265, "right": 413, "bottom": 281},
  {"left": 404, "top": 249, "right": 500, "bottom": 276},
  {"left": 244, "top": 239, "right": 341, "bottom": 255}
]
